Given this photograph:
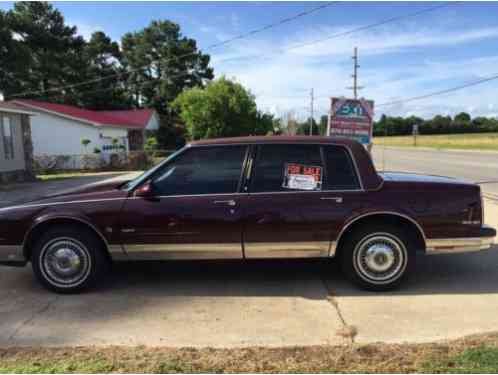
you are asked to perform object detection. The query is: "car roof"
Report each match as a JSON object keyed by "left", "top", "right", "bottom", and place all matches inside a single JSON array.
[{"left": 189, "top": 135, "right": 359, "bottom": 147}]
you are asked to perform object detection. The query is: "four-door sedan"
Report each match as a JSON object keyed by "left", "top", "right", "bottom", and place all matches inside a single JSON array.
[{"left": 0, "top": 136, "right": 495, "bottom": 293}]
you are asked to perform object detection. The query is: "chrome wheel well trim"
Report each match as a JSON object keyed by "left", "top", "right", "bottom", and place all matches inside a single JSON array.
[
  {"left": 334, "top": 211, "right": 426, "bottom": 256},
  {"left": 23, "top": 216, "right": 110, "bottom": 259}
]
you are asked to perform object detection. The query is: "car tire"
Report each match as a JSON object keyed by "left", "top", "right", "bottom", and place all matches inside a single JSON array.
[
  {"left": 339, "top": 224, "right": 414, "bottom": 291},
  {"left": 31, "top": 225, "right": 108, "bottom": 294}
]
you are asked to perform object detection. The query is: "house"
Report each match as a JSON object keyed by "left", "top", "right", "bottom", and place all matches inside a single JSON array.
[
  {"left": 0, "top": 102, "right": 36, "bottom": 183},
  {"left": 10, "top": 99, "right": 159, "bottom": 156}
]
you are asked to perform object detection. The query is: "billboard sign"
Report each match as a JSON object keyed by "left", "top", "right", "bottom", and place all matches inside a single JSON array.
[{"left": 327, "top": 97, "right": 374, "bottom": 146}]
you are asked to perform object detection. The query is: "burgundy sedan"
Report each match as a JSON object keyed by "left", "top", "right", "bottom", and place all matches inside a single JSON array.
[{"left": 0, "top": 136, "right": 495, "bottom": 293}]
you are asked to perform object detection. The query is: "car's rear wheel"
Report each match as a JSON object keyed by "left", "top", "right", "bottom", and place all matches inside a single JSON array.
[
  {"left": 32, "top": 225, "right": 108, "bottom": 293},
  {"left": 340, "top": 224, "right": 414, "bottom": 291}
]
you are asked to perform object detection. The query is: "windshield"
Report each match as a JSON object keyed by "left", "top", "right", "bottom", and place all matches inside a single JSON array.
[{"left": 121, "top": 147, "right": 187, "bottom": 191}]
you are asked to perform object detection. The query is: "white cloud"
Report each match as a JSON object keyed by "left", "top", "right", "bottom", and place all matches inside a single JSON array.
[{"left": 207, "top": 22, "right": 498, "bottom": 120}]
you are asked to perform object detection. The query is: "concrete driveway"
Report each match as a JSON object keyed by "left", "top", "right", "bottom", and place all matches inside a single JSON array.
[{"left": 0, "top": 173, "right": 497, "bottom": 348}]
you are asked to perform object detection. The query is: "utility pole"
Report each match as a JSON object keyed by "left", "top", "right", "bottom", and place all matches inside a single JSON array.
[
  {"left": 309, "top": 88, "right": 314, "bottom": 136},
  {"left": 347, "top": 47, "right": 363, "bottom": 99}
]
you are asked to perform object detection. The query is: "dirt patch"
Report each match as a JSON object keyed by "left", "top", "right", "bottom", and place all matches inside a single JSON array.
[{"left": 1, "top": 332, "right": 498, "bottom": 373}]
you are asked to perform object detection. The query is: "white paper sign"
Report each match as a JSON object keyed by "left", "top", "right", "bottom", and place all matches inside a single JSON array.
[{"left": 287, "top": 174, "right": 317, "bottom": 190}]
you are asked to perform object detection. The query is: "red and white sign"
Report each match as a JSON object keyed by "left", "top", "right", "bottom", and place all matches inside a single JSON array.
[{"left": 327, "top": 97, "right": 374, "bottom": 146}]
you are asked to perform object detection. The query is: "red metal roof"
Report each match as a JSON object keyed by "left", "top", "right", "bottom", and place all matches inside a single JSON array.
[
  {"left": 11, "top": 99, "right": 155, "bottom": 129},
  {"left": 0, "top": 101, "right": 36, "bottom": 114}
]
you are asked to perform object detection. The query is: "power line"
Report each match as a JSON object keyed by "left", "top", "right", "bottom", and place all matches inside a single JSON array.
[
  {"left": 30, "top": 2, "right": 455, "bottom": 102},
  {"left": 377, "top": 73, "right": 498, "bottom": 107},
  {"left": 217, "top": 2, "right": 455, "bottom": 65},
  {"left": 8, "top": 2, "right": 336, "bottom": 99}
]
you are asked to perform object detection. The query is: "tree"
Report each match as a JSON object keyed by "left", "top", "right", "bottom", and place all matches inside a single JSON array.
[
  {"left": 0, "top": 9, "right": 30, "bottom": 98},
  {"left": 74, "top": 31, "right": 130, "bottom": 110},
  {"left": 3, "top": 2, "right": 85, "bottom": 101},
  {"left": 121, "top": 20, "right": 214, "bottom": 147},
  {"left": 454, "top": 112, "right": 471, "bottom": 126},
  {"left": 81, "top": 138, "right": 91, "bottom": 152},
  {"left": 296, "top": 118, "right": 320, "bottom": 135},
  {"left": 173, "top": 77, "right": 273, "bottom": 139}
]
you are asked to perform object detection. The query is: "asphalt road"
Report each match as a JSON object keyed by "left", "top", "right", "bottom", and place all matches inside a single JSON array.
[
  {"left": 372, "top": 146, "right": 498, "bottom": 198},
  {"left": 1, "top": 150, "right": 498, "bottom": 347}
]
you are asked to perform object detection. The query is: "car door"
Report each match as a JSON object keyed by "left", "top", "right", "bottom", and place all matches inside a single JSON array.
[
  {"left": 243, "top": 143, "right": 362, "bottom": 258},
  {"left": 119, "top": 145, "right": 249, "bottom": 260}
]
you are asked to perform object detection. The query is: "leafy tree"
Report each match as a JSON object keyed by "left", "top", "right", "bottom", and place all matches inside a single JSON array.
[
  {"left": 121, "top": 20, "right": 214, "bottom": 146},
  {"left": 0, "top": 9, "right": 30, "bottom": 98},
  {"left": 454, "top": 112, "right": 471, "bottom": 126},
  {"left": 173, "top": 77, "right": 273, "bottom": 139},
  {"left": 74, "top": 31, "right": 130, "bottom": 110},
  {"left": 81, "top": 138, "right": 91, "bottom": 151},
  {"left": 3, "top": 2, "right": 85, "bottom": 101},
  {"left": 297, "top": 118, "right": 320, "bottom": 135}
]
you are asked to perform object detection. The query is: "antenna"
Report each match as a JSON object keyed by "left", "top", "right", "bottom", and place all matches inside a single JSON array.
[{"left": 346, "top": 47, "right": 364, "bottom": 99}]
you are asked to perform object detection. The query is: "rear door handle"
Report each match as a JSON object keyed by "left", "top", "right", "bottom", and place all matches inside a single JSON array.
[
  {"left": 320, "top": 197, "right": 343, "bottom": 203},
  {"left": 213, "top": 199, "right": 237, "bottom": 207}
]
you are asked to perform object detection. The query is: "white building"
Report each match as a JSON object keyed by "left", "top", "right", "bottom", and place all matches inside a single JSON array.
[{"left": 11, "top": 99, "right": 159, "bottom": 156}]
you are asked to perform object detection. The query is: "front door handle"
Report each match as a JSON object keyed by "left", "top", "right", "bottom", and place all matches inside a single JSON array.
[
  {"left": 213, "top": 199, "right": 236, "bottom": 207},
  {"left": 320, "top": 197, "right": 343, "bottom": 203}
]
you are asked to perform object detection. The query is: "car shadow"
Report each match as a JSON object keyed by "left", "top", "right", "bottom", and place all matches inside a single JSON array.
[{"left": 100, "top": 246, "right": 498, "bottom": 297}]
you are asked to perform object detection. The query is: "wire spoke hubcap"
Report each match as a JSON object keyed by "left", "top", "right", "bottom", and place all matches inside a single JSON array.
[
  {"left": 41, "top": 238, "right": 91, "bottom": 287},
  {"left": 354, "top": 234, "right": 407, "bottom": 284}
]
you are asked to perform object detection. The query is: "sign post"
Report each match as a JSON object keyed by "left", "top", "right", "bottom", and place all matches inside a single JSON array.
[
  {"left": 327, "top": 97, "right": 374, "bottom": 151},
  {"left": 412, "top": 124, "right": 419, "bottom": 147}
]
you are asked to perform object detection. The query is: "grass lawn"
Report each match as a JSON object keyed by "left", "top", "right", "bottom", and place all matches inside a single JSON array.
[
  {"left": 374, "top": 132, "right": 498, "bottom": 151},
  {"left": 1, "top": 333, "right": 498, "bottom": 373}
]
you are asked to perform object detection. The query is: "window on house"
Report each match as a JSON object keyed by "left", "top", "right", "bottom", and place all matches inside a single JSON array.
[{"left": 1, "top": 116, "right": 14, "bottom": 160}]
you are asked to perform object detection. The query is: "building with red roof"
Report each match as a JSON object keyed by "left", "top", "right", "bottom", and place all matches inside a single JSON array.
[{"left": 10, "top": 99, "right": 159, "bottom": 156}]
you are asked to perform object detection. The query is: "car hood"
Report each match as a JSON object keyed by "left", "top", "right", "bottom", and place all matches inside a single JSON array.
[{"left": 44, "top": 179, "right": 129, "bottom": 199}]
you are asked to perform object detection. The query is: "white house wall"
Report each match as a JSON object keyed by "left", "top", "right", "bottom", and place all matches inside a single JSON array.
[{"left": 30, "top": 111, "right": 129, "bottom": 156}]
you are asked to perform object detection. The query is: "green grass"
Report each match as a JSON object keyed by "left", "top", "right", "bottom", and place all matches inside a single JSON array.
[
  {"left": 374, "top": 132, "right": 498, "bottom": 151},
  {"left": 424, "top": 346, "right": 498, "bottom": 373},
  {"left": 1, "top": 334, "right": 498, "bottom": 373}
]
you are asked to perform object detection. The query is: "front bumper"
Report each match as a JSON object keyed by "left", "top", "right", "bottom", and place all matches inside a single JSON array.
[
  {"left": 426, "top": 225, "right": 497, "bottom": 254},
  {"left": 0, "top": 245, "right": 27, "bottom": 266}
]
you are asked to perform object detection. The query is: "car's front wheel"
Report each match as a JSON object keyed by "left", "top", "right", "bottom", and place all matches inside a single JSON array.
[
  {"left": 340, "top": 224, "right": 414, "bottom": 291},
  {"left": 32, "top": 225, "right": 108, "bottom": 293}
]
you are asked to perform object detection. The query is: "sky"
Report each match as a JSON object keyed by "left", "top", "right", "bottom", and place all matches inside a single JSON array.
[{"left": 1, "top": 1, "right": 498, "bottom": 120}]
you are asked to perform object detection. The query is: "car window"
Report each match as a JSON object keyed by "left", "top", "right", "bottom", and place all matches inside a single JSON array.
[
  {"left": 152, "top": 146, "right": 247, "bottom": 196},
  {"left": 252, "top": 144, "right": 323, "bottom": 192},
  {"left": 323, "top": 145, "right": 360, "bottom": 190}
]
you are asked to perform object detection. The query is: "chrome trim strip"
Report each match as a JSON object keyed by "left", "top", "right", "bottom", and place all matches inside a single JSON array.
[
  {"left": 244, "top": 241, "right": 330, "bottom": 259},
  {"left": 426, "top": 237, "right": 495, "bottom": 254},
  {"left": 334, "top": 211, "right": 427, "bottom": 256},
  {"left": 108, "top": 244, "right": 124, "bottom": 255},
  {"left": 121, "top": 243, "right": 242, "bottom": 260},
  {"left": 0, "top": 197, "right": 127, "bottom": 211},
  {"left": 0, "top": 245, "right": 25, "bottom": 262}
]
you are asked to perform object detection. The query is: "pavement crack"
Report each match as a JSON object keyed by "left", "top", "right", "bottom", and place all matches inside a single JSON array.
[
  {"left": 8, "top": 295, "right": 59, "bottom": 343},
  {"left": 321, "top": 277, "right": 357, "bottom": 344}
]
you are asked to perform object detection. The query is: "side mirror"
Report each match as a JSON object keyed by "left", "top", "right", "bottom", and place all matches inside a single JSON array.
[{"left": 134, "top": 180, "right": 157, "bottom": 199}]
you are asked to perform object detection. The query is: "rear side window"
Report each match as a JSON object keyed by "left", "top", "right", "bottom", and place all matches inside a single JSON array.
[
  {"left": 252, "top": 144, "right": 323, "bottom": 192},
  {"left": 323, "top": 145, "right": 360, "bottom": 190},
  {"left": 152, "top": 145, "right": 247, "bottom": 195}
]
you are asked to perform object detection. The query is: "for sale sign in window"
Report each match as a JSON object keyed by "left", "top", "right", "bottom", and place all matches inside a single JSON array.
[{"left": 282, "top": 163, "right": 323, "bottom": 191}]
